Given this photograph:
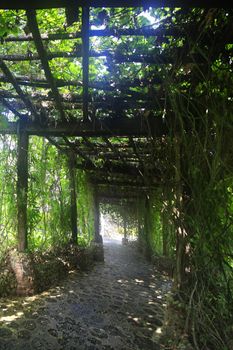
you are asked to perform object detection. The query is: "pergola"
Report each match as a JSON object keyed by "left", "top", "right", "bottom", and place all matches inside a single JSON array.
[{"left": 0, "top": 1, "right": 231, "bottom": 250}]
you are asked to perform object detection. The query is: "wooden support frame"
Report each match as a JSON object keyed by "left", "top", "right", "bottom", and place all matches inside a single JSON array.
[
  {"left": 102, "top": 137, "right": 128, "bottom": 166},
  {"left": 129, "top": 137, "right": 144, "bottom": 168},
  {"left": 82, "top": 6, "right": 90, "bottom": 122},
  {"left": 0, "top": 74, "right": 163, "bottom": 98},
  {"left": 0, "top": 116, "right": 168, "bottom": 137},
  {"left": 68, "top": 152, "right": 78, "bottom": 244},
  {"left": 26, "top": 9, "right": 66, "bottom": 122},
  {"left": 0, "top": 97, "right": 27, "bottom": 120},
  {"left": 0, "top": 74, "right": 164, "bottom": 94},
  {"left": 17, "top": 129, "right": 29, "bottom": 251},
  {"left": 0, "top": 60, "right": 38, "bottom": 118},
  {"left": 4, "top": 27, "right": 182, "bottom": 42},
  {"left": 93, "top": 187, "right": 102, "bottom": 243},
  {"left": 0, "top": 0, "right": 227, "bottom": 9},
  {"left": 46, "top": 136, "right": 66, "bottom": 152},
  {"left": 0, "top": 51, "right": 207, "bottom": 65},
  {"left": 63, "top": 136, "right": 96, "bottom": 166}
]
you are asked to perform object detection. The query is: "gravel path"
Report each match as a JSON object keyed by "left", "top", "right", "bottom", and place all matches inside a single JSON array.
[{"left": 0, "top": 239, "right": 171, "bottom": 350}]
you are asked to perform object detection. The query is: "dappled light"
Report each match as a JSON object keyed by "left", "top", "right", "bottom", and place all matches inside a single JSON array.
[
  {"left": 0, "top": 241, "right": 171, "bottom": 349},
  {"left": 0, "top": 2, "right": 232, "bottom": 350}
]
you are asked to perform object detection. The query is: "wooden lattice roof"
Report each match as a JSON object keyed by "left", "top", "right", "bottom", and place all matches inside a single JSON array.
[{"left": 0, "top": 2, "right": 232, "bottom": 193}]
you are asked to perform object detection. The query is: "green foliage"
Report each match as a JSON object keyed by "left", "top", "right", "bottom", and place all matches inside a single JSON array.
[
  {"left": 139, "top": 192, "right": 164, "bottom": 257},
  {"left": 27, "top": 138, "right": 95, "bottom": 250},
  {"left": 0, "top": 136, "right": 95, "bottom": 258},
  {"left": 100, "top": 201, "right": 138, "bottom": 237},
  {"left": 158, "top": 34, "right": 233, "bottom": 347},
  {"left": 0, "top": 7, "right": 232, "bottom": 349},
  {"left": 76, "top": 170, "right": 95, "bottom": 243},
  {"left": 0, "top": 135, "right": 17, "bottom": 256}
]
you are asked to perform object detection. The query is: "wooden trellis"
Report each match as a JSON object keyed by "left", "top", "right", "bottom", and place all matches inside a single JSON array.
[{"left": 0, "top": 1, "right": 232, "bottom": 249}]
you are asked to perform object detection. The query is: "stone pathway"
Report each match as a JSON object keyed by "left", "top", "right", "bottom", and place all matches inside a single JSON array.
[{"left": 0, "top": 239, "right": 171, "bottom": 350}]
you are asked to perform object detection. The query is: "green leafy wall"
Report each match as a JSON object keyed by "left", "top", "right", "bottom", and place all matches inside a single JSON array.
[
  {"left": 137, "top": 193, "right": 162, "bottom": 257},
  {"left": 28, "top": 137, "right": 70, "bottom": 250},
  {"left": 0, "top": 136, "right": 95, "bottom": 258},
  {"left": 76, "top": 170, "right": 95, "bottom": 246},
  {"left": 28, "top": 137, "right": 95, "bottom": 249},
  {"left": 0, "top": 135, "right": 17, "bottom": 256},
  {"left": 138, "top": 191, "right": 175, "bottom": 259}
]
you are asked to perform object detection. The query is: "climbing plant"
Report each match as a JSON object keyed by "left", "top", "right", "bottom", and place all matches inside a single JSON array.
[
  {"left": 76, "top": 170, "right": 95, "bottom": 245},
  {"left": 0, "top": 135, "right": 17, "bottom": 256},
  {"left": 0, "top": 6, "right": 232, "bottom": 350}
]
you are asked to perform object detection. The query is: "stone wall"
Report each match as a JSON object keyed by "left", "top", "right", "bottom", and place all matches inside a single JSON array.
[
  {"left": 0, "top": 243, "right": 104, "bottom": 297},
  {"left": 0, "top": 253, "right": 17, "bottom": 297}
]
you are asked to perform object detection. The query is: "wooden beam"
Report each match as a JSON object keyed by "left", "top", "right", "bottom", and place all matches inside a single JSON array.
[
  {"left": 17, "top": 130, "right": 29, "bottom": 251},
  {"left": 82, "top": 6, "right": 90, "bottom": 122},
  {"left": 0, "top": 74, "right": 163, "bottom": 90},
  {"left": 93, "top": 188, "right": 102, "bottom": 243},
  {"left": 68, "top": 152, "right": 78, "bottom": 243},
  {"left": 4, "top": 27, "right": 182, "bottom": 42},
  {"left": 0, "top": 116, "right": 168, "bottom": 137},
  {"left": 102, "top": 137, "right": 128, "bottom": 166},
  {"left": 0, "top": 96, "right": 167, "bottom": 112},
  {"left": 0, "top": 60, "right": 39, "bottom": 118},
  {"left": 100, "top": 196, "right": 137, "bottom": 204},
  {"left": 98, "top": 188, "right": 146, "bottom": 199},
  {"left": 0, "top": 74, "right": 82, "bottom": 88},
  {"left": 82, "top": 136, "right": 98, "bottom": 152},
  {"left": 0, "top": 0, "right": 228, "bottom": 9},
  {"left": 46, "top": 136, "right": 66, "bottom": 151},
  {"left": 81, "top": 137, "right": 113, "bottom": 168},
  {"left": 93, "top": 179, "right": 148, "bottom": 187},
  {"left": 0, "top": 51, "right": 208, "bottom": 65},
  {"left": 0, "top": 75, "right": 163, "bottom": 99},
  {"left": 0, "top": 97, "right": 28, "bottom": 120},
  {"left": 129, "top": 136, "right": 144, "bottom": 169},
  {"left": 77, "top": 162, "right": 144, "bottom": 176},
  {"left": 63, "top": 137, "right": 95, "bottom": 166},
  {"left": 26, "top": 9, "right": 66, "bottom": 122}
]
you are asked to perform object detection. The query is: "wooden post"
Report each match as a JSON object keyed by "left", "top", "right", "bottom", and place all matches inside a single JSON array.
[
  {"left": 82, "top": 6, "right": 90, "bottom": 121},
  {"left": 68, "top": 152, "right": 78, "bottom": 244},
  {"left": 122, "top": 211, "right": 129, "bottom": 245},
  {"left": 94, "top": 188, "right": 102, "bottom": 243},
  {"left": 17, "top": 130, "right": 29, "bottom": 252},
  {"left": 174, "top": 134, "right": 187, "bottom": 289},
  {"left": 123, "top": 214, "right": 127, "bottom": 240}
]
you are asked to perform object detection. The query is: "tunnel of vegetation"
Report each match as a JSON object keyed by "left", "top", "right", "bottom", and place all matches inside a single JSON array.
[{"left": 0, "top": 1, "right": 232, "bottom": 349}]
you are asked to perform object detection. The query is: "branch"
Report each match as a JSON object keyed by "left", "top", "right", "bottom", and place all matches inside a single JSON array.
[{"left": 26, "top": 9, "right": 66, "bottom": 121}]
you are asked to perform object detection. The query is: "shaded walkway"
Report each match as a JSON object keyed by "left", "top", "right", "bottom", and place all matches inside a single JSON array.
[{"left": 0, "top": 240, "right": 171, "bottom": 350}]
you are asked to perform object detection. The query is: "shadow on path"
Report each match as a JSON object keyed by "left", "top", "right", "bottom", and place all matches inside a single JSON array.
[{"left": 0, "top": 240, "right": 171, "bottom": 350}]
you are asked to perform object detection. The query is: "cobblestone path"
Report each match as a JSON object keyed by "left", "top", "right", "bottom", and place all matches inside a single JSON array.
[{"left": 0, "top": 239, "right": 171, "bottom": 350}]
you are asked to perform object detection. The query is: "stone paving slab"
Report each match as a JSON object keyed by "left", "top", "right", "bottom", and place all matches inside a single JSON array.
[{"left": 0, "top": 240, "right": 171, "bottom": 350}]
